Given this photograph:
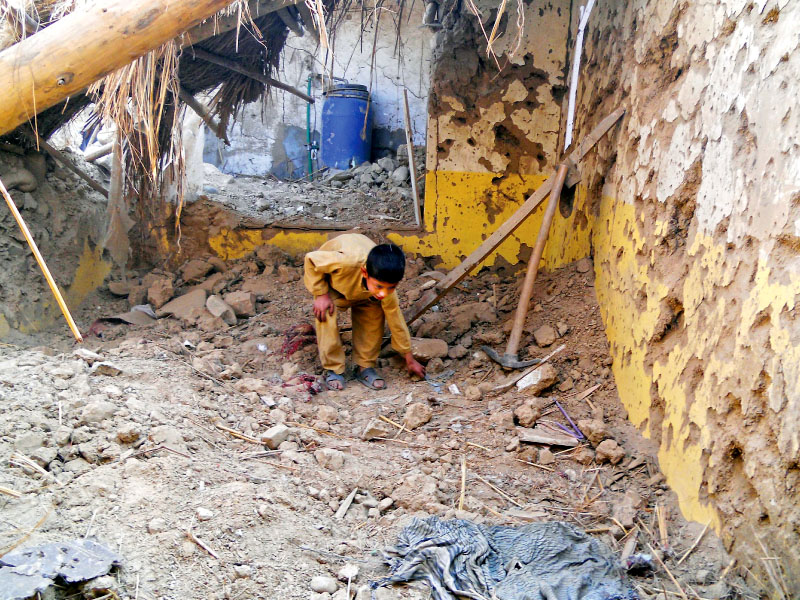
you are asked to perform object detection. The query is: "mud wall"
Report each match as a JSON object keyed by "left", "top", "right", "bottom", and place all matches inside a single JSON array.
[
  {"left": 571, "top": 0, "right": 800, "bottom": 590},
  {"left": 205, "top": 0, "right": 433, "bottom": 178},
  {"left": 0, "top": 150, "right": 112, "bottom": 339},
  {"left": 394, "top": 0, "right": 583, "bottom": 269}
]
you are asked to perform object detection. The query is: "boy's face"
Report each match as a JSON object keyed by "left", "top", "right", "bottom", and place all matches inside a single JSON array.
[{"left": 360, "top": 266, "right": 398, "bottom": 300}]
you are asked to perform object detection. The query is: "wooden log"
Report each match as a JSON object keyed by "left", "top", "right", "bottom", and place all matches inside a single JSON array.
[
  {"left": 403, "top": 108, "right": 625, "bottom": 325},
  {"left": 84, "top": 142, "right": 114, "bottom": 162},
  {"left": 188, "top": 46, "right": 315, "bottom": 104},
  {"left": 0, "top": 0, "right": 241, "bottom": 137},
  {"left": 518, "top": 427, "right": 579, "bottom": 447}
]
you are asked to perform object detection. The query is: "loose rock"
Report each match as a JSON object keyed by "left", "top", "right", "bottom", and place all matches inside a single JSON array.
[
  {"left": 310, "top": 576, "right": 338, "bottom": 593},
  {"left": 404, "top": 402, "right": 432, "bottom": 429},
  {"left": 533, "top": 325, "right": 557, "bottom": 347},
  {"left": 315, "top": 448, "right": 345, "bottom": 470},
  {"left": 595, "top": 439, "right": 625, "bottom": 464}
]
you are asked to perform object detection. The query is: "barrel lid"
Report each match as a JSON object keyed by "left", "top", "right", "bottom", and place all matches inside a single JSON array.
[{"left": 324, "top": 83, "right": 369, "bottom": 95}]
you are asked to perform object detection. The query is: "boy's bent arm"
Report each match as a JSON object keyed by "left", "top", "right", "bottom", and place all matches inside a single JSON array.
[
  {"left": 303, "top": 251, "right": 337, "bottom": 296},
  {"left": 381, "top": 293, "right": 412, "bottom": 355}
]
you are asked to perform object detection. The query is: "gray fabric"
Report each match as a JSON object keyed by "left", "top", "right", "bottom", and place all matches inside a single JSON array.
[{"left": 373, "top": 517, "right": 638, "bottom": 600}]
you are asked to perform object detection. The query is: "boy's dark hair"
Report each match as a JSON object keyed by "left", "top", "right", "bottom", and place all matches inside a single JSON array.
[{"left": 366, "top": 244, "right": 406, "bottom": 283}]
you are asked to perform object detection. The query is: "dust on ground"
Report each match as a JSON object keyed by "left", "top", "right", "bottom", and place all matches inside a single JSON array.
[{"left": 0, "top": 246, "right": 756, "bottom": 600}]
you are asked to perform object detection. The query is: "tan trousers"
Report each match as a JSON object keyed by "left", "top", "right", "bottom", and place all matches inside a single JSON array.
[{"left": 316, "top": 291, "right": 385, "bottom": 374}]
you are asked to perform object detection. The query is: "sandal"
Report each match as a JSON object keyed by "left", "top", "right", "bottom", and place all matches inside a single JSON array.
[
  {"left": 355, "top": 367, "right": 386, "bottom": 390},
  {"left": 324, "top": 370, "right": 346, "bottom": 391}
]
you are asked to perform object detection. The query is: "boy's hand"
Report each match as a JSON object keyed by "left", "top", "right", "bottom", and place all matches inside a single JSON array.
[
  {"left": 404, "top": 353, "right": 426, "bottom": 378},
  {"left": 313, "top": 293, "right": 335, "bottom": 321}
]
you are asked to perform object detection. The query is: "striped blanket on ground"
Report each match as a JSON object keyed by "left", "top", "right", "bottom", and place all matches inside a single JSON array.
[{"left": 372, "top": 517, "right": 638, "bottom": 600}]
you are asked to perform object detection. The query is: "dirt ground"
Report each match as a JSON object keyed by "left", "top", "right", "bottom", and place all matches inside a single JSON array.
[{"left": 0, "top": 243, "right": 758, "bottom": 600}]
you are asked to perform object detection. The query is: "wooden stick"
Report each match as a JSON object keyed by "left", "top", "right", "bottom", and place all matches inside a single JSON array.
[
  {"left": 22, "top": 131, "right": 108, "bottom": 196},
  {"left": 572, "top": 383, "right": 601, "bottom": 411},
  {"left": 402, "top": 88, "right": 421, "bottom": 228},
  {"left": 128, "top": 445, "right": 192, "bottom": 460},
  {"left": 379, "top": 414, "right": 407, "bottom": 435},
  {"left": 657, "top": 504, "right": 669, "bottom": 549},
  {"left": 187, "top": 530, "right": 219, "bottom": 559},
  {"left": 213, "top": 422, "right": 261, "bottom": 444},
  {"left": 647, "top": 543, "right": 688, "bottom": 600},
  {"left": 335, "top": 488, "right": 358, "bottom": 519},
  {"left": 0, "top": 178, "right": 83, "bottom": 342},
  {"left": 513, "top": 457, "right": 555, "bottom": 472},
  {"left": 458, "top": 455, "right": 466, "bottom": 511},
  {"left": 466, "top": 441, "right": 491, "bottom": 452},
  {"left": 474, "top": 474, "right": 523, "bottom": 508},
  {"left": 404, "top": 108, "right": 625, "bottom": 325},
  {"left": 676, "top": 521, "right": 710, "bottom": 566},
  {"left": 177, "top": 86, "right": 229, "bottom": 145},
  {"left": 189, "top": 47, "right": 315, "bottom": 104},
  {"left": 0, "top": 485, "right": 22, "bottom": 498}
]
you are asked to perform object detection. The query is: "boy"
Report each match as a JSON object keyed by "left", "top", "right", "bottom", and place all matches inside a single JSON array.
[{"left": 303, "top": 233, "right": 426, "bottom": 390}]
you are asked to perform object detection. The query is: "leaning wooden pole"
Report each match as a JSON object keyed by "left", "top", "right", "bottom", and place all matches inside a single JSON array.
[
  {"left": 0, "top": 0, "right": 241, "bottom": 136},
  {"left": 0, "top": 177, "right": 83, "bottom": 342}
]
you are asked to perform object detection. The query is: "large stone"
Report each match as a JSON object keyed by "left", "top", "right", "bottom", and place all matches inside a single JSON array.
[
  {"left": 488, "top": 410, "right": 515, "bottom": 431},
  {"left": 182, "top": 259, "right": 213, "bottom": 282},
  {"left": 514, "top": 397, "right": 547, "bottom": 427},
  {"left": 241, "top": 276, "right": 271, "bottom": 299},
  {"left": 30, "top": 446, "right": 58, "bottom": 468},
  {"left": 261, "top": 424, "right": 290, "bottom": 449},
  {"left": 223, "top": 291, "right": 256, "bottom": 317},
  {"left": 391, "top": 165, "right": 409, "bottom": 184},
  {"left": 595, "top": 439, "right": 625, "bottom": 465},
  {"left": 107, "top": 280, "right": 132, "bottom": 296},
  {"left": 392, "top": 472, "right": 439, "bottom": 510},
  {"left": 206, "top": 295, "right": 236, "bottom": 326},
  {"left": 410, "top": 337, "right": 448, "bottom": 361},
  {"left": 315, "top": 448, "right": 345, "bottom": 470},
  {"left": 361, "top": 418, "right": 392, "bottom": 441},
  {"left": 317, "top": 405, "right": 339, "bottom": 424},
  {"left": 576, "top": 257, "right": 592, "bottom": 273},
  {"left": 516, "top": 363, "right": 558, "bottom": 394},
  {"left": 310, "top": 576, "right": 338, "bottom": 593},
  {"left": 533, "top": 325, "right": 558, "bottom": 347},
  {"left": 80, "top": 400, "right": 118, "bottom": 424},
  {"left": 147, "top": 277, "right": 174, "bottom": 309},
  {"left": 377, "top": 156, "right": 397, "bottom": 172},
  {"left": 577, "top": 419, "right": 607, "bottom": 445},
  {"left": 404, "top": 402, "right": 433, "bottom": 429},
  {"left": 157, "top": 288, "right": 207, "bottom": 320},
  {"left": 14, "top": 431, "right": 47, "bottom": 452},
  {"left": 149, "top": 425, "right": 187, "bottom": 452}
]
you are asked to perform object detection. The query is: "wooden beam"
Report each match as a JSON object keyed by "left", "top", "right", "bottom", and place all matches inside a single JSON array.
[
  {"left": 188, "top": 46, "right": 315, "bottom": 104},
  {"left": 84, "top": 142, "right": 114, "bottom": 162},
  {"left": 0, "top": 0, "right": 241, "bottom": 137},
  {"left": 294, "top": 2, "right": 320, "bottom": 44},
  {"left": 177, "top": 86, "right": 230, "bottom": 145},
  {"left": 276, "top": 7, "right": 304, "bottom": 37},
  {"left": 404, "top": 108, "right": 625, "bottom": 325},
  {"left": 22, "top": 131, "right": 108, "bottom": 196}
]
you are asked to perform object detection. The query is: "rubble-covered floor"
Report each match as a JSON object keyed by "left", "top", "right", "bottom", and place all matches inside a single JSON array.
[
  {"left": 199, "top": 145, "right": 425, "bottom": 229},
  {"left": 0, "top": 249, "right": 758, "bottom": 600}
]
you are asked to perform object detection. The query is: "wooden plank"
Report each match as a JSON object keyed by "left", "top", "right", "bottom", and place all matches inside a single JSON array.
[
  {"left": 0, "top": 0, "right": 242, "bottom": 136},
  {"left": 404, "top": 108, "right": 625, "bottom": 325},
  {"left": 518, "top": 426, "right": 579, "bottom": 447},
  {"left": 402, "top": 88, "right": 422, "bottom": 228}
]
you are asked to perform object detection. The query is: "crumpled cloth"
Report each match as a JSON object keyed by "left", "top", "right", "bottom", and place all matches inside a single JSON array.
[{"left": 372, "top": 517, "right": 638, "bottom": 600}]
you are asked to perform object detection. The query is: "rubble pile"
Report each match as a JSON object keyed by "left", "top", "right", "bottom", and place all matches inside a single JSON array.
[
  {"left": 0, "top": 252, "right": 746, "bottom": 600},
  {"left": 323, "top": 144, "right": 426, "bottom": 200}
]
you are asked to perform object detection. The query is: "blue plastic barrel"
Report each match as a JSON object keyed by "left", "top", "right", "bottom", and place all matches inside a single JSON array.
[{"left": 321, "top": 84, "right": 373, "bottom": 169}]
